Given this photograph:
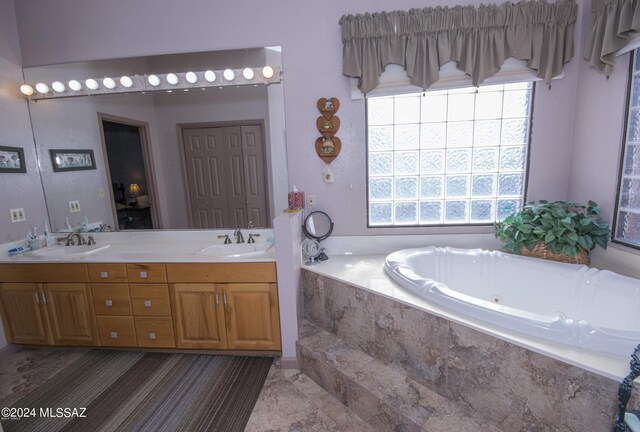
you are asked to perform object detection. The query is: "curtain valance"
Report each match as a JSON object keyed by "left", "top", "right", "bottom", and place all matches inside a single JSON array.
[
  {"left": 584, "top": 0, "right": 640, "bottom": 76},
  {"left": 339, "top": 0, "right": 578, "bottom": 94}
]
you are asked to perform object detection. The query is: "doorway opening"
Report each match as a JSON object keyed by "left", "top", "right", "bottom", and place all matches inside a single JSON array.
[{"left": 98, "top": 115, "right": 160, "bottom": 230}]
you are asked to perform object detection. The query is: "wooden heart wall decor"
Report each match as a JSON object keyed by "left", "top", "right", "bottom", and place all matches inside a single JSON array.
[{"left": 315, "top": 97, "right": 341, "bottom": 164}]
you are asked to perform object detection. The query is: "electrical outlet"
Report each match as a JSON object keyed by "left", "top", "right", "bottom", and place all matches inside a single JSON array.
[
  {"left": 98, "top": 187, "right": 105, "bottom": 198},
  {"left": 307, "top": 195, "right": 316, "bottom": 209},
  {"left": 68, "top": 200, "right": 81, "bottom": 212},
  {"left": 10, "top": 208, "right": 26, "bottom": 223}
]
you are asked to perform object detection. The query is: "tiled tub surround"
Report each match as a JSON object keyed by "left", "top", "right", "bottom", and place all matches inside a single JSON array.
[{"left": 300, "top": 262, "right": 640, "bottom": 431}]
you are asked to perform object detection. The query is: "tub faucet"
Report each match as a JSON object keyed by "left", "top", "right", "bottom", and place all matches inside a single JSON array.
[
  {"left": 234, "top": 228, "right": 244, "bottom": 244},
  {"left": 65, "top": 232, "right": 87, "bottom": 246}
]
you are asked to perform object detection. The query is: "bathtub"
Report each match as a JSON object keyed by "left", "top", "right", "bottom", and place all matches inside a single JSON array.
[{"left": 385, "top": 246, "right": 640, "bottom": 356}]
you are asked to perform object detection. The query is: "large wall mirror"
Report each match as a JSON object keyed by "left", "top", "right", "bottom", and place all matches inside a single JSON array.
[{"left": 24, "top": 47, "right": 287, "bottom": 232}]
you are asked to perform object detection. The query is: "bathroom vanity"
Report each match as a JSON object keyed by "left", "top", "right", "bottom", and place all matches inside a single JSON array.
[{"left": 0, "top": 231, "right": 281, "bottom": 353}]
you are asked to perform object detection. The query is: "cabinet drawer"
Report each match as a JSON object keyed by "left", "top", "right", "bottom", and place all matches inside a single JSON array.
[
  {"left": 91, "top": 284, "right": 132, "bottom": 315},
  {"left": 135, "top": 317, "right": 175, "bottom": 348},
  {"left": 166, "top": 263, "right": 277, "bottom": 283},
  {"left": 127, "top": 264, "right": 167, "bottom": 284},
  {"left": 87, "top": 264, "right": 127, "bottom": 283},
  {"left": 96, "top": 316, "right": 137, "bottom": 347},
  {"left": 130, "top": 284, "right": 171, "bottom": 316},
  {"left": 0, "top": 264, "right": 88, "bottom": 282}
]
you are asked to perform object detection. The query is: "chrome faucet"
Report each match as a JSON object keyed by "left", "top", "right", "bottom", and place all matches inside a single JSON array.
[
  {"left": 217, "top": 234, "right": 232, "bottom": 244},
  {"left": 247, "top": 233, "right": 260, "bottom": 244},
  {"left": 99, "top": 223, "right": 112, "bottom": 232},
  {"left": 247, "top": 220, "right": 254, "bottom": 229},
  {"left": 234, "top": 228, "right": 245, "bottom": 244},
  {"left": 65, "top": 231, "right": 87, "bottom": 246}
]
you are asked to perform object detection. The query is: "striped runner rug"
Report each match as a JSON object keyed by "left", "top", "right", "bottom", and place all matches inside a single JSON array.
[{"left": 3, "top": 350, "right": 273, "bottom": 432}]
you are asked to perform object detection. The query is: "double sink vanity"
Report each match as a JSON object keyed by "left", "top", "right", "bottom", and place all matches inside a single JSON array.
[{"left": 0, "top": 230, "right": 281, "bottom": 353}]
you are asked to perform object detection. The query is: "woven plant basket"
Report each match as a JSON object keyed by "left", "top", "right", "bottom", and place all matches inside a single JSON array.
[{"left": 520, "top": 242, "right": 590, "bottom": 265}]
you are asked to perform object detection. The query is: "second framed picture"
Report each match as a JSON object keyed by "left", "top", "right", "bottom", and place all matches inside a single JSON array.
[{"left": 50, "top": 149, "right": 96, "bottom": 172}]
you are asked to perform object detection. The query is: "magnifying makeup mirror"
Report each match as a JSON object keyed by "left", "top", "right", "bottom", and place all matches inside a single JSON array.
[{"left": 302, "top": 211, "right": 333, "bottom": 264}]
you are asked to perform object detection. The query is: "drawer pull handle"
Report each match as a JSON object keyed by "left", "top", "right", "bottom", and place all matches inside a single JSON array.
[
  {"left": 148, "top": 332, "right": 157, "bottom": 340},
  {"left": 105, "top": 300, "right": 113, "bottom": 307},
  {"left": 215, "top": 292, "right": 219, "bottom": 305},
  {"left": 139, "top": 271, "right": 148, "bottom": 279},
  {"left": 144, "top": 300, "right": 152, "bottom": 308},
  {"left": 223, "top": 291, "right": 228, "bottom": 306},
  {"left": 41, "top": 291, "right": 48, "bottom": 304},
  {"left": 34, "top": 291, "right": 40, "bottom": 305},
  {"left": 110, "top": 332, "right": 118, "bottom": 339},
  {"left": 100, "top": 271, "right": 108, "bottom": 279}
]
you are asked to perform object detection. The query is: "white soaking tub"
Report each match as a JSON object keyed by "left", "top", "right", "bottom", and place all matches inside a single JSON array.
[{"left": 385, "top": 246, "right": 640, "bottom": 355}]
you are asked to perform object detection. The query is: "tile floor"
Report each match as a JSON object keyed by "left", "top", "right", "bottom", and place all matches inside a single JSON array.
[{"left": 0, "top": 346, "right": 372, "bottom": 431}]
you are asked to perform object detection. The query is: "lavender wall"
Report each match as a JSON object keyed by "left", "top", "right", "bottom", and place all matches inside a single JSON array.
[
  {"left": 12, "top": 0, "right": 583, "bottom": 237},
  {"left": 0, "top": 0, "right": 48, "bottom": 246},
  {"left": 568, "top": 5, "right": 640, "bottom": 268}
]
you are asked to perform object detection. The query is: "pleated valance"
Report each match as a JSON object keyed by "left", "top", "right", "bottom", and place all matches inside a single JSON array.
[
  {"left": 584, "top": 0, "right": 640, "bottom": 76},
  {"left": 339, "top": 0, "right": 578, "bottom": 94}
]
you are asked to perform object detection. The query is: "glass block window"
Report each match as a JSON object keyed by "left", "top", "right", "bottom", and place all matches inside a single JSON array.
[
  {"left": 613, "top": 49, "right": 640, "bottom": 248},
  {"left": 367, "top": 82, "right": 533, "bottom": 226}
]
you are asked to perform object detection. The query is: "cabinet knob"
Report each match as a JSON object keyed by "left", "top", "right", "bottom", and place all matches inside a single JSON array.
[
  {"left": 110, "top": 332, "right": 118, "bottom": 339},
  {"left": 105, "top": 300, "right": 113, "bottom": 307},
  {"left": 148, "top": 332, "right": 157, "bottom": 340},
  {"left": 100, "top": 271, "right": 108, "bottom": 279},
  {"left": 144, "top": 300, "right": 152, "bottom": 308},
  {"left": 139, "top": 271, "right": 148, "bottom": 279}
]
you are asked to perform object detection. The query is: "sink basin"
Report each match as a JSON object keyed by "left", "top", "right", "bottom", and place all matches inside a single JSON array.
[
  {"left": 196, "top": 242, "right": 272, "bottom": 258},
  {"left": 27, "top": 244, "right": 110, "bottom": 258}
]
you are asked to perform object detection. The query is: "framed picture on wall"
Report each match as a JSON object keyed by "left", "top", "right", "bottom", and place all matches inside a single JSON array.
[
  {"left": 0, "top": 145, "right": 27, "bottom": 173},
  {"left": 50, "top": 149, "right": 96, "bottom": 172}
]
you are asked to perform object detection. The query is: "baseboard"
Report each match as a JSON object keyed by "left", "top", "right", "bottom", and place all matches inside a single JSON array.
[
  {"left": 280, "top": 356, "right": 298, "bottom": 369},
  {"left": 0, "top": 343, "right": 20, "bottom": 359}
]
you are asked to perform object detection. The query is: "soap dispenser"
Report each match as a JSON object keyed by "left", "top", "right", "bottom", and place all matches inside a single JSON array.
[
  {"left": 43, "top": 220, "right": 55, "bottom": 247},
  {"left": 80, "top": 217, "right": 89, "bottom": 232}
]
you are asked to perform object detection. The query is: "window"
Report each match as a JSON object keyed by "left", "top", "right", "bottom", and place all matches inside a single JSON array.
[
  {"left": 367, "top": 82, "right": 533, "bottom": 226},
  {"left": 613, "top": 49, "right": 640, "bottom": 249}
]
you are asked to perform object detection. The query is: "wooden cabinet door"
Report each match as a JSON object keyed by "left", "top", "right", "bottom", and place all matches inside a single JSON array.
[
  {"left": 0, "top": 283, "right": 51, "bottom": 345},
  {"left": 170, "top": 284, "right": 226, "bottom": 349},
  {"left": 223, "top": 283, "right": 281, "bottom": 350},
  {"left": 44, "top": 283, "right": 95, "bottom": 346}
]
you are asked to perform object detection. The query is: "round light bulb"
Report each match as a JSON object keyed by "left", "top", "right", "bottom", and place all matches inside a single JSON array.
[
  {"left": 103, "top": 77, "right": 116, "bottom": 89},
  {"left": 223, "top": 69, "right": 235, "bottom": 81},
  {"left": 68, "top": 80, "right": 82, "bottom": 91},
  {"left": 35, "top": 83, "right": 50, "bottom": 94},
  {"left": 185, "top": 71, "right": 198, "bottom": 84},
  {"left": 52, "top": 81, "right": 65, "bottom": 93},
  {"left": 166, "top": 73, "right": 179, "bottom": 85},
  {"left": 20, "top": 84, "right": 34, "bottom": 96},
  {"left": 85, "top": 79, "right": 99, "bottom": 90},
  {"left": 242, "top": 68, "right": 255, "bottom": 80},
  {"left": 147, "top": 74, "right": 160, "bottom": 86},
  {"left": 120, "top": 76, "right": 133, "bottom": 88},
  {"left": 262, "top": 66, "right": 274, "bottom": 79},
  {"left": 204, "top": 70, "right": 216, "bottom": 82}
]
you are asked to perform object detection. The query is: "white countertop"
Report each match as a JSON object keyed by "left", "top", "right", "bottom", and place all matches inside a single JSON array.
[{"left": 0, "top": 229, "right": 275, "bottom": 263}]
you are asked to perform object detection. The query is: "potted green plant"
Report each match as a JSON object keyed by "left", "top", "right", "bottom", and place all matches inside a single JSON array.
[{"left": 494, "top": 200, "right": 611, "bottom": 265}]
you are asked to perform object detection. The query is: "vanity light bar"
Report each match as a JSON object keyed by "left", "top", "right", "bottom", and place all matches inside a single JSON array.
[{"left": 21, "top": 66, "right": 282, "bottom": 100}]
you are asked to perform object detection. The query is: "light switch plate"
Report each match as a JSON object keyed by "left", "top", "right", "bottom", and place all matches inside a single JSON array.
[
  {"left": 9, "top": 208, "right": 26, "bottom": 223},
  {"left": 68, "top": 200, "right": 81, "bottom": 212}
]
